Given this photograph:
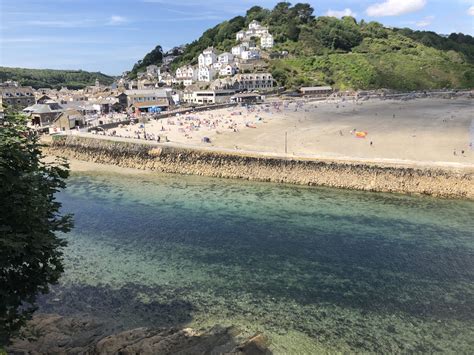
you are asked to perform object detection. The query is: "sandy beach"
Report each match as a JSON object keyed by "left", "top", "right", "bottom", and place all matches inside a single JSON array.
[{"left": 103, "top": 97, "right": 473, "bottom": 166}]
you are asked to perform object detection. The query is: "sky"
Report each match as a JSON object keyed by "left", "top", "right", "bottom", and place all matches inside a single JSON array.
[{"left": 1, "top": 0, "right": 473, "bottom": 75}]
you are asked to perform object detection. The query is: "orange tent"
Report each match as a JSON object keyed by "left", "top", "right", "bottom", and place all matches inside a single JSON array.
[{"left": 355, "top": 131, "right": 368, "bottom": 138}]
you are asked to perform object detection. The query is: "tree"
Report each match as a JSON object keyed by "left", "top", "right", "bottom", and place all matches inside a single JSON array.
[
  {"left": 270, "top": 2, "right": 291, "bottom": 25},
  {"left": 287, "top": 21, "right": 301, "bottom": 41},
  {"left": 290, "top": 3, "right": 314, "bottom": 23},
  {"left": 0, "top": 108, "right": 73, "bottom": 346},
  {"left": 130, "top": 45, "right": 164, "bottom": 77},
  {"left": 271, "top": 68, "right": 288, "bottom": 86},
  {"left": 246, "top": 6, "right": 270, "bottom": 23},
  {"left": 314, "top": 16, "right": 363, "bottom": 51}
]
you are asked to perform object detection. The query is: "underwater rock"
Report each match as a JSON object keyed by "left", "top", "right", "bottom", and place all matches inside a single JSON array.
[{"left": 7, "top": 314, "right": 272, "bottom": 354}]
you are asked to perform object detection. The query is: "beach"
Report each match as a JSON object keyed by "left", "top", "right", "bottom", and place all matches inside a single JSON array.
[{"left": 104, "top": 97, "right": 473, "bottom": 166}]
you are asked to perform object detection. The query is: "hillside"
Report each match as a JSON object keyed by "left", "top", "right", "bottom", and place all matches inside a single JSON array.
[
  {"left": 135, "top": 3, "right": 474, "bottom": 91},
  {"left": 0, "top": 67, "right": 115, "bottom": 90},
  {"left": 128, "top": 45, "right": 164, "bottom": 79}
]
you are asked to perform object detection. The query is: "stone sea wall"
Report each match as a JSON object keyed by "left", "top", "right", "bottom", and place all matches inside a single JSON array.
[{"left": 46, "top": 135, "right": 474, "bottom": 199}]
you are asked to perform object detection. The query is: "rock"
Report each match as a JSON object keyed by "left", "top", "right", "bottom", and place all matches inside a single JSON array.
[
  {"left": 7, "top": 314, "right": 273, "bottom": 355},
  {"left": 230, "top": 333, "right": 272, "bottom": 355}
]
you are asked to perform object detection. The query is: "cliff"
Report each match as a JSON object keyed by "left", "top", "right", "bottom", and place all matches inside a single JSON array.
[{"left": 46, "top": 135, "right": 474, "bottom": 199}]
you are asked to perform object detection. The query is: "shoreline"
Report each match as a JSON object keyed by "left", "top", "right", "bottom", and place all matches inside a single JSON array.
[{"left": 45, "top": 135, "right": 474, "bottom": 200}]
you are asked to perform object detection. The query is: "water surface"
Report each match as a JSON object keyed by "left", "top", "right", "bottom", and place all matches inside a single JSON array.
[{"left": 40, "top": 171, "right": 474, "bottom": 353}]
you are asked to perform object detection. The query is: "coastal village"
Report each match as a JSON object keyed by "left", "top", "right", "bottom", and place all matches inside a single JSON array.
[
  {"left": 0, "top": 21, "right": 287, "bottom": 132},
  {"left": 2, "top": 1, "right": 474, "bottom": 354},
  {"left": 0, "top": 19, "right": 471, "bottom": 162}
]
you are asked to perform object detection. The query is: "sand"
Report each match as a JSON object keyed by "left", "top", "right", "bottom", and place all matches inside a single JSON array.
[{"left": 100, "top": 97, "right": 473, "bottom": 166}]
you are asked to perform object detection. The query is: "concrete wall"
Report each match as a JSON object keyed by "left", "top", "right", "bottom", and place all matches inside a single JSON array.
[{"left": 47, "top": 135, "right": 474, "bottom": 199}]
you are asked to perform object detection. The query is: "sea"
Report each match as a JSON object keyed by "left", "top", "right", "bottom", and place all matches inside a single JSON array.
[{"left": 38, "top": 171, "right": 474, "bottom": 353}]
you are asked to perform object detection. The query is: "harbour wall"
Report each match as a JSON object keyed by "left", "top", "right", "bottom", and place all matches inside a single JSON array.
[{"left": 46, "top": 135, "right": 474, "bottom": 199}]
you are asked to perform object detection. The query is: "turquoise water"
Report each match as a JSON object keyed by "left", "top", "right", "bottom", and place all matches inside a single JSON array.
[{"left": 39, "top": 171, "right": 474, "bottom": 353}]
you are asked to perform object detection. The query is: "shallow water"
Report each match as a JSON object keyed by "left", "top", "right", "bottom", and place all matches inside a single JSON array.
[{"left": 40, "top": 171, "right": 474, "bottom": 353}]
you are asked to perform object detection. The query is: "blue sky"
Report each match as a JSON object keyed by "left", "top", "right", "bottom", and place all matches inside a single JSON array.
[{"left": 1, "top": 0, "right": 473, "bottom": 75}]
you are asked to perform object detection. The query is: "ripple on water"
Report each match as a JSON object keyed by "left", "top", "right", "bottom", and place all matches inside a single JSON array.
[{"left": 39, "top": 171, "right": 474, "bottom": 353}]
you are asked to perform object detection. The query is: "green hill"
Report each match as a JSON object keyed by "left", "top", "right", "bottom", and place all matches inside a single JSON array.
[
  {"left": 136, "top": 2, "right": 474, "bottom": 91},
  {"left": 0, "top": 67, "right": 115, "bottom": 90},
  {"left": 128, "top": 45, "right": 164, "bottom": 79}
]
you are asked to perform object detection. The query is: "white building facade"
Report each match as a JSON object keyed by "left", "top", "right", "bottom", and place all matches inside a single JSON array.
[
  {"left": 198, "top": 47, "right": 218, "bottom": 67},
  {"left": 235, "top": 20, "right": 274, "bottom": 49},
  {"left": 198, "top": 66, "right": 217, "bottom": 82}
]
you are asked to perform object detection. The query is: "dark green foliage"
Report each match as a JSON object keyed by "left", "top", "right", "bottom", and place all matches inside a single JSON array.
[
  {"left": 0, "top": 67, "right": 114, "bottom": 90},
  {"left": 129, "top": 45, "right": 164, "bottom": 78},
  {"left": 0, "top": 109, "right": 73, "bottom": 345},
  {"left": 245, "top": 6, "right": 271, "bottom": 24},
  {"left": 311, "top": 16, "right": 363, "bottom": 51},
  {"left": 271, "top": 68, "right": 288, "bottom": 86}
]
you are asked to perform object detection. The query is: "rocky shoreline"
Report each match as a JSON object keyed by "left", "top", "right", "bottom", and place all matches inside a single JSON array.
[
  {"left": 46, "top": 135, "right": 474, "bottom": 199},
  {"left": 7, "top": 313, "right": 271, "bottom": 354}
]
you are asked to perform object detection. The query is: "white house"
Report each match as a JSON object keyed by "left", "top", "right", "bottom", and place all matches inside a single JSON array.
[
  {"left": 198, "top": 47, "right": 218, "bottom": 67},
  {"left": 248, "top": 20, "right": 269, "bottom": 35},
  {"left": 232, "top": 42, "right": 254, "bottom": 57},
  {"left": 235, "top": 20, "right": 274, "bottom": 48},
  {"left": 236, "top": 31, "right": 246, "bottom": 41},
  {"left": 175, "top": 66, "right": 187, "bottom": 79},
  {"left": 241, "top": 49, "right": 260, "bottom": 60},
  {"left": 232, "top": 44, "right": 246, "bottom": 57},
  {"left": 217, "top": 52, "right": 233, "bottom": 64},
  {"left": 212, "top": 62, "right": 223, "bottom": 70},
  {"left": 198, "top": 66, "right": 217, "bottom": 82},
  {"left": 248, "top": 20, "right": 261, "bottom": 30},
  {"left": 176, "top": 65, "right": 198, "bottom": 86},
  {"left": 219, "top": 64, "right": 237, "bottom": 77},
  {"left": 260, "top": 34, "right": 274, "bottom": 48},
  {"left": 232, "top": 73, "right": 274, "bottom": 91},
  {"left": 183, "top": 89, "right": 235, "bottom": 105},
  {"left": 176, "top": 65, "right": 197, "bottom": 80}
]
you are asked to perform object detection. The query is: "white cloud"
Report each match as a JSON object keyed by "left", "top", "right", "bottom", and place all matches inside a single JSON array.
[
  {"left": 108, "top": 15, "right": 127, "bottom": 25},
  {"left": 416, "top": 15, "right": 434, "bottom": 27},
  {"left": 325, "top": 8, "right": 357, "bottom": 18},
  {"left": 468, "top": 6, "right": 474, "bottom": 15},
  {"left": 366, "top": 0, "right": 426, "bottom": 17}
]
